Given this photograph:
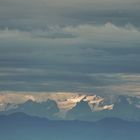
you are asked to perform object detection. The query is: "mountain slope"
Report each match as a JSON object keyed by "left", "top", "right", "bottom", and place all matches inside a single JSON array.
[{"left": 66, "top": 100, "right": 92, "bottom": 119}]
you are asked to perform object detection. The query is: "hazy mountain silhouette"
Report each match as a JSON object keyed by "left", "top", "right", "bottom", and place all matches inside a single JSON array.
[
  {"left": 0, "top": 99, "right": 59, "bottom": 119},
  {"left": 0, "top": 112, "right": 140, "bottom": 140},
  {"left": 66, "top": 100, "right": 92, "bottom": 119}
]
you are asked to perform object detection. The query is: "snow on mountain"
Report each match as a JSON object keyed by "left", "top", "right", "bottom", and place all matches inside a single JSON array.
[
  {"left": 1, "top": 92, "right": 140, "bottom": 121},
  {"left": 0, "top": 92, "right": 113, "bottom": 112}
]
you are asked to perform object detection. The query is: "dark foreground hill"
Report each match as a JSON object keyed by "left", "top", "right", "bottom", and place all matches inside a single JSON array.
[{"left": 0, "top": 112, "right": 140, "bottom": 140}]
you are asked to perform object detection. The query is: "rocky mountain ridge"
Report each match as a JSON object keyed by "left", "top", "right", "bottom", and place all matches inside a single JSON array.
[{"left": 0, "top": 93, "right": 140, "bottom": 121}]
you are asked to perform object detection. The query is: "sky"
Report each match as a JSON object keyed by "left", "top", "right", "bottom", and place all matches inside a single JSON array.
[{"left": 0, "top": 0, "right": 140, "bottom": 97}]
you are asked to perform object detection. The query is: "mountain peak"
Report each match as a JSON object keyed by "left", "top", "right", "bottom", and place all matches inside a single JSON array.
[{"left": 1, "top": 93, "right": 140, "bottom": 121}]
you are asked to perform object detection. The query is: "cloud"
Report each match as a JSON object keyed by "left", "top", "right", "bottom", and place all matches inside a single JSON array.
[
  {"left": 0, "top": 1, "right": 140, "bottom": 98},
  {"left": 0, "top": 23, "right": 140, "bottom": 43},
  {"left": 0, "top": 0, "right": 140, "bottom": 29},
  {"left": 81, "top": 73, "right": 140, "bottom": 96},
  {"left": 0, "top": 73, "right": 140, "bottom": 96},
  {"left": 0, "top": 24, "right": 140, "bottom": 93},
  {"left": 0, "top": 23, "right": 140, "bottom": 93},
  {"left": 63, "top": 23, "right": 140, "bottom": 42}
]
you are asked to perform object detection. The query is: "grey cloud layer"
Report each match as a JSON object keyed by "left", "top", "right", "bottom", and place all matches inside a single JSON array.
[
  {"left": 0, "top": 0, "right": 140, "bottom": 28},
  {"left": 0, "top": 23, "right": 140, "bottom": 94},
  {"left": 0, "top": 0, "right": 140, "bottom": 96},
  {"left": 1, "top": 70, "right": 140, "bottom": 96},
  {"left": 0, "top": 23, "right": 140, "bottom": 74},
  {"left": 0, "top": 23, "right": 140, "bottom": 42}
]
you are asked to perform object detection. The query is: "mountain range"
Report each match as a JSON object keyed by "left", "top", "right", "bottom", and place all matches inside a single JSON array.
[{"left": 0, "top": 93, "right": 140, "bottom": 121}]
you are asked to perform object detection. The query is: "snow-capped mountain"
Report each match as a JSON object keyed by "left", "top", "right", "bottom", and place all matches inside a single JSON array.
[
  {"left": 0, "top": 92, "right": 140, "bottom": 121},
  {"left": 0, "top": 92, "right": 113, "bottom": 111}
]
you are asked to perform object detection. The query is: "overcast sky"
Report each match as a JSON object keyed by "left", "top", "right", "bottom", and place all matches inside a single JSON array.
[{"left": 0, "top": 0, "right": 140, "bottom": 97}]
